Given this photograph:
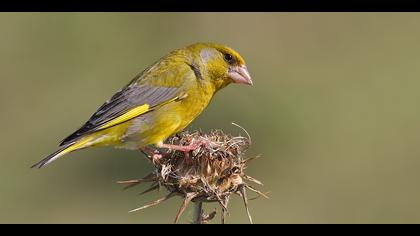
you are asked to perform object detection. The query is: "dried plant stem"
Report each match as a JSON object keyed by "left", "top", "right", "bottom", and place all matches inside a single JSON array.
[
  {"left": 238, "top": 185, "right": 253, "bottom": 224},
  {"left": 221, "top": 197, "right": 230, "bottom": 224},
  {"left": 174, "top": 192, "right": 197, "bottom": 224},
  {"left": 193, "top": 201, "right": 204, "bottom": 224}
]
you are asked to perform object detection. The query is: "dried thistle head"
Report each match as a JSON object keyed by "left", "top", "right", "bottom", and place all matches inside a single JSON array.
[{"left": 118, "top": 127, "right": 267, "bottom": 224}]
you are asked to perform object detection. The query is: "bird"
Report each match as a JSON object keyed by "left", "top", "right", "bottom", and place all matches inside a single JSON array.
[{"left": 31, "top": 42, "right": 253, "bottom": 168}]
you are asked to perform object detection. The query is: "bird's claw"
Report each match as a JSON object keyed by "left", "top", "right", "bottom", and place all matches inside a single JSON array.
[{"left": 152, "top": 150, "right": 163, "bottom": 165}]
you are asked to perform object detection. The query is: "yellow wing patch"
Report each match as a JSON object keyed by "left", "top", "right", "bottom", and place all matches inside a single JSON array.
[
  {"left": 99, "top": 104, "right": 150, "bottom": 130},
  {"left": 97, "top": 95, "right": 183, "bottom": 131}
]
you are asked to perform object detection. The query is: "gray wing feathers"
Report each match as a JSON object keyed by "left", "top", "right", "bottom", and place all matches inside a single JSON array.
[
  {"left": 60, "top": 83, "right": 180, "bottom": 146},
  {"left": 90, "top": 84, "right": 179, "bottom": 125}
]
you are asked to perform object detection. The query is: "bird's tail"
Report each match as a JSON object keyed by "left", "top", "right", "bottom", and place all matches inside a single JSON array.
[{"left": 31, "top": 137, "right": 93, "bottom": 169}]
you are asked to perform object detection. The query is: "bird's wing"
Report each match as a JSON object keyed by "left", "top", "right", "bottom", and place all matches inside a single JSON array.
[{"left": 60, "top": 80, "right": 184, "bottom": 146}]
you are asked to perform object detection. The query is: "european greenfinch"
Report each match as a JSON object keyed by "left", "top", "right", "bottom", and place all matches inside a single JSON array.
[{"left": 32, "top": 42, "right": 252, "bottom": 168}]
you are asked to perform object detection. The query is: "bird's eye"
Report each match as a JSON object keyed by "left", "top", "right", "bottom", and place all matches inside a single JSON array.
[{"left": 224, "top": 53, "right": 234, "bottom": 63}]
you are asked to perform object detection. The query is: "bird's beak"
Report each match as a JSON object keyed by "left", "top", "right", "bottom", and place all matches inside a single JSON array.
[{"left": 228, "top": 65, "right": 253, "bottom": 85}]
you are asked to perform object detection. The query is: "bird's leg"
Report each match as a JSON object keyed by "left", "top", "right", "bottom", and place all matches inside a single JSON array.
[{"left": 157, "top": 139, "right": 205, "bottom": 164}]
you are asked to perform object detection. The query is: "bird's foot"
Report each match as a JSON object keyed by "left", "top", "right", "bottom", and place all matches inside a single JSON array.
[
  {"left": 183, "top": 152, "right": 193, "bottom": 165},
  {"left": 158, "top": 139, "right": 205, "bottom": 153},
  {"left": 152, "top": 150, "right": 163, "bottom": 165},
  {"left": 142, "top": 147, "right": 166, "bottom": 165},
  {"left": 158, "top": 139, "right": 207, "bottom": 165}
]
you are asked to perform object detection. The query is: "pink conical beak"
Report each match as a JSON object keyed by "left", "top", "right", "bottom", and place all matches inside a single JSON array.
[{"left": 228, "top": 65, "right": 253, "bottom": 85}]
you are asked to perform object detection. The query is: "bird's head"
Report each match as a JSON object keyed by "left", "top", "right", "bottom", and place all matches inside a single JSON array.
[{"left": 187, "top": 43, "right": 253, "bottom": 90}]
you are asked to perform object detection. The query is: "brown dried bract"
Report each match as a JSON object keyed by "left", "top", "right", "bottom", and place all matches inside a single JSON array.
[{"left": 118, "top": 128, "right": 267, "bottom": 224}]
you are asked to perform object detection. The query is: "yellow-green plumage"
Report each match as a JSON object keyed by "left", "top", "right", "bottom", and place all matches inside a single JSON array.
[{"left": 32, "top": 42, "right": 252, "bottom": 168}]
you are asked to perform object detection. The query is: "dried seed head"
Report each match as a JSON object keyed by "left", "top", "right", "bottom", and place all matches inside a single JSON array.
[{"left": 119, "top": 128, "right": 266, "bottom": 224}]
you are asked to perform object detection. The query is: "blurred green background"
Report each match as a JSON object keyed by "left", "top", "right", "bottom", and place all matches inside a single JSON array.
[{"left": 2, "top": 13, "right": 420, "bottom": 223}]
